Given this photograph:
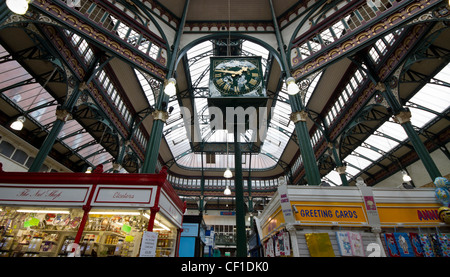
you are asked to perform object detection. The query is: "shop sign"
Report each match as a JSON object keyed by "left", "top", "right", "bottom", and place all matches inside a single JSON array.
[
  {"left": 292, "top": 204, "right": 368, "bottom": 224},
  {"left": 220, "top": 211, "right": 235, "bottom": 216},
  {"left": 0, "top": 184, "right": 90, "bottom": 205},
  {"left": 92, "top": 185, "right": 156, "bottom": 207},
  {"left": 377, "top": 205, "right": 442, "bottom": 225}
]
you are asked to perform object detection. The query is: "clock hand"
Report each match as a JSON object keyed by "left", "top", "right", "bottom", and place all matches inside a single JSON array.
[{"left": 215, "top": 69, "right": 244, "bottom": 77}]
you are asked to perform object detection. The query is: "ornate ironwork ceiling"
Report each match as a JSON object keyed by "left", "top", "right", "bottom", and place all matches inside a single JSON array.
[{"left": 0, "top": 0, "right": 449, "bottom": 203}]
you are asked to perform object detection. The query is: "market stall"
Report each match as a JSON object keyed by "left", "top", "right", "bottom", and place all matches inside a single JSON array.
[
  {"left": 0, "top": 165, "right": 185, "bottom": 257},
  {"left": 257, "top": 177, "right": 450, "bottom": 257}
]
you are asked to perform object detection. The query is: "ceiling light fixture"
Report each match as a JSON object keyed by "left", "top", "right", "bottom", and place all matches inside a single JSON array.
[
  {"left": 17, "top": 209, "right": 70, "bottom": 214},
  {"left": 286, "top": 77, "right": 299, "bottom": 95},
  {"left": 164, "top": 78, "right": 177, "bottom": 97},
  {"left": 224, "top": 185, "right": 231, "bottom": 195},
  {"left": 402, "top": 170, "right": 412, "bottom": 182},
  {"left": 224, "top": 130, "right": 233, "bottom": 179},
  {"left": 10, "top": 115, "right": 25, "bottom": 131},
  {"left": 6, "top": 0, "right": 32, "bottom": 15},
  {"left": 224, "top": 168, "right": 233, "bottom": 179}
]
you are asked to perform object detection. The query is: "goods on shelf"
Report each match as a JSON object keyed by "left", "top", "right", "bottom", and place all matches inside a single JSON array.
[{"left": 0, "top": 208, "right": 177, "bottom": 257}]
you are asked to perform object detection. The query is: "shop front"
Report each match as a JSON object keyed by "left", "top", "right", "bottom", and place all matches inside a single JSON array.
[
  {"left": 0, "top": 166, "right": 185, "bottom": 257},
  {"left": 257, "top": 178, "right": 450, "bottom": 257}
]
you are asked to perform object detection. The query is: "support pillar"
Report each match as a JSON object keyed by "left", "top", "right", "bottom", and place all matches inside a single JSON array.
[
  {"left": 381, "top": 82, "right": 441, "bottom": 181},
  {"left": 268, "top": 0, "right": 321, "bottom": 185},
  {"left": 147, "top": 206, "right": 160, "bottom": 232},
  {"left": 28, "top": 54, "right": 104, "bottom": 172},
  {"left": 234, "top": 128, "right": 247, "bottom": 257},
  {"left": 28, "top": 82, "right": 85, "bottom": 172},
  {"left": 328, "top": 142, "right": 349, "bottom": 186},
  {"left": 141, "top": 0, "right": 190, "bottom": 173}
]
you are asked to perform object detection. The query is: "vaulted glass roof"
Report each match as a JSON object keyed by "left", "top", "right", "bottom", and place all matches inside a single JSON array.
[
  {"left": 323, "top": 64, "right": 450, "bottom": 186},
  {"left": 0, "top": 45, "right": 114, "bottom": 172}
]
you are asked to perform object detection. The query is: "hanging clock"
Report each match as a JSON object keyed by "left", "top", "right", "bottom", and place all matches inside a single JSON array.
[{"left": 209, "top": 56, "right": 265, "bottom": 97}]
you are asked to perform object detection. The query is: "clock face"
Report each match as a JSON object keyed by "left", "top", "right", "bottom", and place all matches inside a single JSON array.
[{"left": 210, "top": 57, "right": 263, "bottom": 96}]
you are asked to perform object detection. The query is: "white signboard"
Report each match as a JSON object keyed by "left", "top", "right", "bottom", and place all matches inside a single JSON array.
[
  {"left": 139, "top": 231, "right": 158, "bottom": 257},
  {"left": 357, "top": 182, "right": 381, "bottom": 228},
  {"left": 159, "top": 191, "right": 183, "bottom": 227},
  {"left": 92, "top": 185, "right": 156, "bottom": 207},
  {"left": 277, "top": 177, "right": 295, "bottom": 223},
  {"left": 0, "top": 184, "right": 91, "bottom": 206}
]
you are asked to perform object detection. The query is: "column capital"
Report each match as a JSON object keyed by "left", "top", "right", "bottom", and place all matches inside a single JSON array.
[
  {"left": 79, "top": 82, "right": 89, "bottom": 91},
  {"left": 393, "top": 110, "right": 411, "bottom": 124},
  {"left": 152, "top": 110, "right": 169, "bottom": 122},
  {"left": 55, "top": 108, "right": 72, "bottom": 122},
  {"left": 336, "top": 165, "right": 347, "bottom": 175},
  {"left": 290, "top": 110, "right": 308, "bottom": 123},
  {"left": 375, "top": 82, "right": 385, "bottom": 92}
]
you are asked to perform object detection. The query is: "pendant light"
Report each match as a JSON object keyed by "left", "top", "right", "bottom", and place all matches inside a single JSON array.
[
  {"left": 224, "top": 185, "right": 231, "bottom": 195},
  {"left": 402, "top": 170, "right": 412, "bottom": 182},
  {"left": 224, "top": 168, "right": 232, "bottom": 179},
  {"left": 223, "top": 130, "right": 233, "bottom": 179},
  {"left": 10, "top": 116, "right": 25, "bottom": 131},
  {"left": 286, "top": 77, "right": 299, "bottom": 95},
  {"left": 6, "top": 0, "right": 32, "bottom": 15}
]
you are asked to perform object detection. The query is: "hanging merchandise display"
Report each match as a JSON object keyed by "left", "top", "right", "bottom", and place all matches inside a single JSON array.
[
  {"left": 393, "top": 233, "right": 415, "bottom": 257},
  {"left": 262, "top": 228, "right": 291, "bottom": 257},
  {"left": 264, "top": 236, "right": 275, "bottom": 257},
  {"left": 409, "top": 233, "right": 424, "bottom": 257},
  {"left": 419, "top": 234, "right": 435, "bottom": 257},
  {"left": 383, "top": 233, "right": 400, "bottom": 257},
  {"left": 305, "top": 233, "right": 335, "bottom": 257},
  {"left": 336, "top": 231, "right": 352, "bottom": 256},
  {"left": 336, "top": 231, "right": 365, "bottom": 257}
]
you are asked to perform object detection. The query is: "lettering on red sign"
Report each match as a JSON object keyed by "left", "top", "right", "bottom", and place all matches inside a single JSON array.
[
  {"left": 16, "top": 189, "right": 63, "bottom": 200},
  {"left": 113, "top": 192, "right": 135, "bottom": 199}
]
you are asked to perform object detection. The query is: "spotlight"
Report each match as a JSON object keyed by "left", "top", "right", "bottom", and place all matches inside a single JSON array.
[
  {"left": 6, "top": 0, "right": 32, "bottom": 15},
  {"left": 10, "top": 116, "right": 25, "bottom": 131},
  {"left": 286, "top": 77, "right": 299, "bottom": 95}
]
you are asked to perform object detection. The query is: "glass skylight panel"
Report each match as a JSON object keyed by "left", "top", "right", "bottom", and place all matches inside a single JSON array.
[
  {"left": 323, "top": 170, "right": 341, "bottom": 186},
  {"left": 345, "top": 164, "right": 361, "bottom": 178},
  {"left": 304, "top": 71, "right": 323, "bottom": 106},
  {"left": 344, "top": 153, "right": 372, "bottom": 171},
  {"left": 134, "top": 69, "right": 156, "bottom": 106},
  {"left": 353, "top": 145, "right": 383, "bottom": 161},
  {"left": 409, "top": 107, "right": 436, "bottom": 129}
]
